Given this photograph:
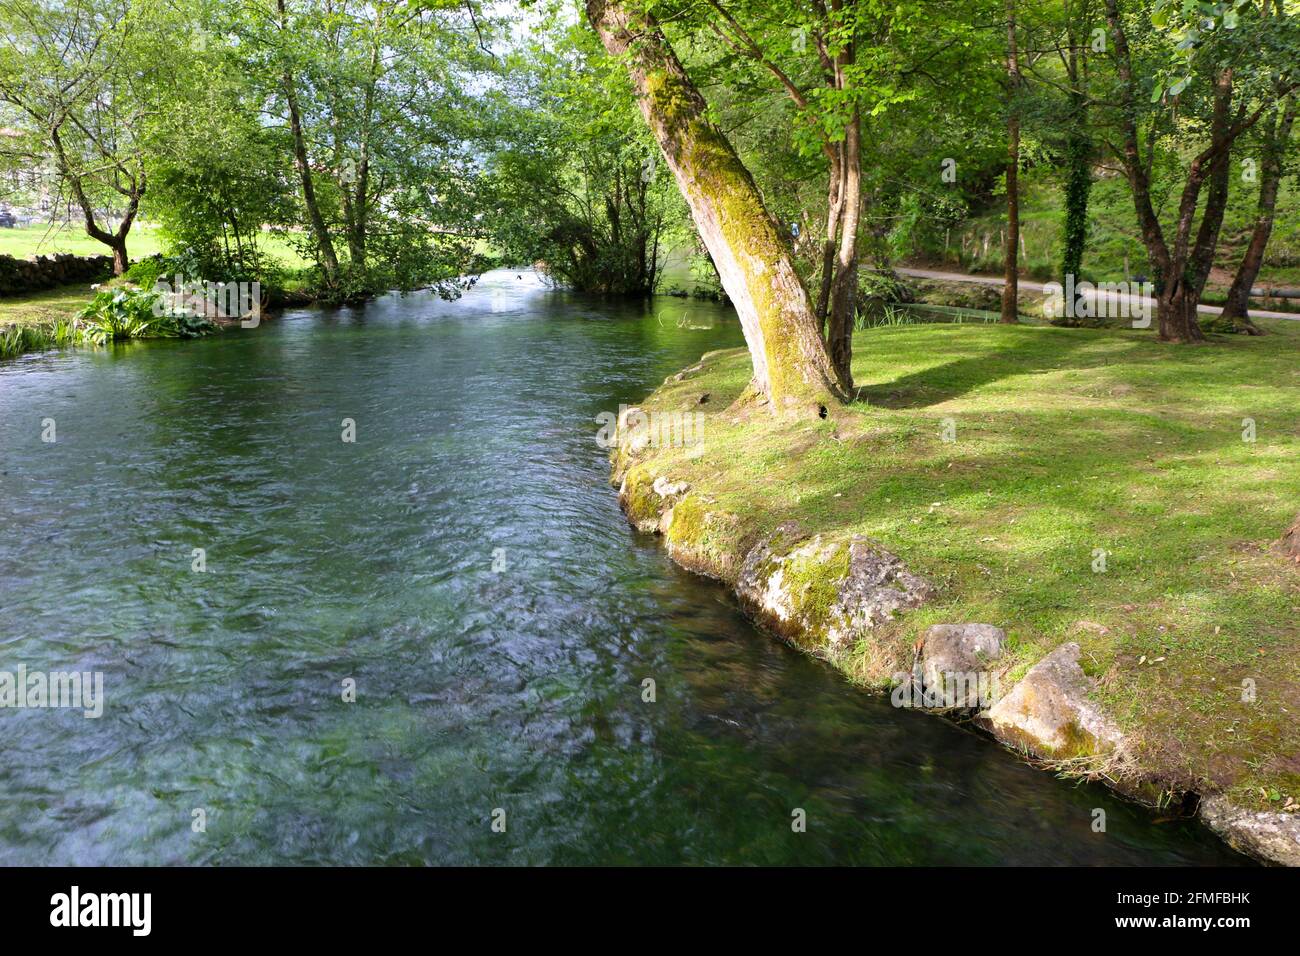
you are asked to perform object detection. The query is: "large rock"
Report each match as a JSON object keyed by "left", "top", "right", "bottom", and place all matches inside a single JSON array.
[
  {"left": 1199, "top": 794, "right": 1300, "bottom": 866},
  {"left": 984, "top": 642, "right": 1125, "bottom": 760},
  {"left": 921, "top": 624, "right": 1006, "bottom": 708},
  {"left": 736, "top": 526, "right": 933, "bottom": 654}
]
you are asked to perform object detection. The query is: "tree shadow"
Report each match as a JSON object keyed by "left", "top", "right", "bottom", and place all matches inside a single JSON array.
[{"left": 855, "top": 334, "right": 1106, "bottom": 408}]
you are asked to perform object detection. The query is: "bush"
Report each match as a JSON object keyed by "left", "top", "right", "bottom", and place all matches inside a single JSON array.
[{"left": 77, "top": 288, "right": 217, "bottom": 344}]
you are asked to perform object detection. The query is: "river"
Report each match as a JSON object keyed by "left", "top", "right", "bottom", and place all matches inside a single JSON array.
[{"left": 0, "top": 270, "right": 1243, "bottom": 864}]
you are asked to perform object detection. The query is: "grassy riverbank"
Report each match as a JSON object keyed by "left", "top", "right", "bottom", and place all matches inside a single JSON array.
[
  {"left": 0, "top": 282, "right": 100, "bottom": 325},
  {"left": 0, "top": 225, "right": 316, "bottom": 358},
  {"left": 615, "top": 319, "right": 1300, "bottom": 818},
  {"left": 0, "top": 283, "right": 97, "bottom": 358}
]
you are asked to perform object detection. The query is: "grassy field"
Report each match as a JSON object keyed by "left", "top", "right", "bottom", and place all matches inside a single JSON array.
[
  {"left": 0, "top": 223, "right": 311, "bottom": 268},
  {"left": 0, "top": 224, "right": 315, "bottom": 334},
  {"left": 0, "top": 223, "right": 167, "bottom": 259},
  {"left": 0, "top": 282, "right": 103, "bottom": 325},
  {"left": 620, "top": 320, "right": 1300, "bottom": 810}
]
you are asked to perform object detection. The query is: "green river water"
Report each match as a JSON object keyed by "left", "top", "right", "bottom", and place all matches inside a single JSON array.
[{"left": 0, "top": 271, "right": 1244, "bottom": 864}]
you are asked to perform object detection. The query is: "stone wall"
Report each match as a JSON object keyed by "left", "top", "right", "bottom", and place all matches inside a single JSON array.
[{"left": 0, "top": 253, "right": 114, "bottom": 297}]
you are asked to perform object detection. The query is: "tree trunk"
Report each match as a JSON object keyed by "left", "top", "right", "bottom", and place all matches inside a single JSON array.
[
  {"left": 1059, "top": 23, "right": 1091, "bottom": 310},
  {"left": 1221, "top": 99, "right": 1295, "bottom": 333},
  {"left": 816, "top": 149, "right": 844, "bottom": 331},
  {"left": 278, "top": 0, "right": 339, "bottom": 285},
  {"left": 1153, "top": 69, "right": 1234, "bottom": 342},
  {"left": 349, "top": 15, "right": 382, "bottom": 269},
  {"left": 586, "top": 0, "right": 845, "bottom": 412},
  {"left": 1103, "top": 0, "right": 1253, "bottom": 345},
  {"left": 826, "top": 107, "right": 861, "bottom": 393},
  {"left": 1060, "top": 128, "right": 1091, "bottom": 319},
  {"left": 1156, "top": 288, "right": 1204, "bottom": 343},
  {"left": 109, "top": 238, "right": 128, "bottom": 276},
  {"left": 1186, "top": 72, "right": 1234, "bottom": 298},
  {"left": 1001, "top": 0, "right": 1020, "bottom": 324},
  {"left": 49, "top": 124, "right": 140, "bottom": 276}
]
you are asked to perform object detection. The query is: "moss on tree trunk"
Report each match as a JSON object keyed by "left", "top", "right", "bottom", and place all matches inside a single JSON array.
[{"left": 586, "top": 0, "right": 846, "bottom": 414}]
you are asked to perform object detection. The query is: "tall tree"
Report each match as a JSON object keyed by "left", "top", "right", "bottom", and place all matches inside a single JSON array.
[
  {"left": 690, "top": 0, "right": 954, "bottom": 390},
  {"left": 1219, "top": 96, "right": 1295, "bottom": 332},
  {"left": 694, "top": 0, "right": 863, "bottom": 391},
  {"left": 1102, "top": 0, "right": 1299, "bottom": 342},
  {"left": 275, "top": 0, "right": 341, "bottom": 285},
  {"left": 229, "top": 0, "right": 491, "bottom": 298},
  {"left": 1058, "top": 0, "right": 1096, "bottom": 295},
  {"left": 586, "top": 0, "right": 845, "bottom": 413},
  {"left": 489, "top": 13, "right": 682, "bottom": 294},
  {"left": 0, "top": 0, "right": 160, "bottom": 273},
  {"left": 1001, "top": 0, "right": 1022, "bottom": 323}
]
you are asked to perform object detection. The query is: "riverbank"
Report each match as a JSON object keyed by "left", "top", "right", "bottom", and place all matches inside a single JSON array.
[
  {"left": 611, "top": 319, "right": 1300, "bottom": 864},
  {"left": 1, "top": 277, "right": 308, "bottom": 360}
]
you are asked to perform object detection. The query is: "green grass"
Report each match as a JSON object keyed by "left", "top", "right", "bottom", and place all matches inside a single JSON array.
[
  {"left": 0, "top": 282, "right": 102, "bottom": 326},
  {"left": 624, "top": 319, "right": 1300, "bottom": 809},
  {"left": 0, "top": 222, "right": 313, "bottom": 269},
  {"left": 0, "top": 223, "right": 166, "bottom": 259},
  {"left": 0, "top": 224, "right": 316, "bottom": 356},
  {"left": 0, "top": 316, "right": 83, "bottom": 359}
]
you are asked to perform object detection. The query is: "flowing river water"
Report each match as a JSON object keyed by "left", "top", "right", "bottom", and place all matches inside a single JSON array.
[{"left": 0, "top": 271, "right": 1244, "bottom": 865}]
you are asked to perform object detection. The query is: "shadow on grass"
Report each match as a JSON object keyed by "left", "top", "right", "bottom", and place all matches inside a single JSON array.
[{"left": 856, "top": 334, "right": 1100, "bottom": 409}]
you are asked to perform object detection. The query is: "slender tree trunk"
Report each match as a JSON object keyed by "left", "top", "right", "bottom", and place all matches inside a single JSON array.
[
  {"left": 1221, "top": 99, "right": 1295, "bottom": 332},
  {"left": 1060, "top": 127, "right": 1091, "bottom": 318},
  {"left": 1001, "top": 0, "right": 1021, "bottom": 324},
  {"left": 827, "top": 106, "right": 860, "bottom": 392},
  {"left": 105, "top": 237, "right": 126, "bottom": 275},
  {"left": 349, "top": 14, "right": 382, "bottom": 268},
  {"left": 1059, "top": 19, "right": 1091, "bottom": 313},
  {"left": 586, "top": 0, "right": 845, "bottom": 412},
  {"left": 816, "top": 149, "right": 844, "bottom": 331},
  {"left": 1104, "top": 0, "right": 1210, "bottom": 343},
  {"left": 1164, "top": 69, "right": 1236, "bottom": 342},
  {"left": 278, "top": 0, "right": 339, "bottom": 285}
]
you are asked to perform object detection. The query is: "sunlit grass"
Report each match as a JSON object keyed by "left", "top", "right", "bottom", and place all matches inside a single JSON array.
[
  {"left": 0, "top": 282, "right": 99, "bottom": 327},
  {"left": 0, "top": 222, "right": 311, "bottom": 268},
  {"left": 629, "top": 319, "right": 1300, "bottom": 807}
]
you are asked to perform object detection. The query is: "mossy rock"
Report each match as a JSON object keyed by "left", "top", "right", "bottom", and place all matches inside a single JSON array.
[{"left": 735, "top": 527, "right": 933, "bottom": 657}]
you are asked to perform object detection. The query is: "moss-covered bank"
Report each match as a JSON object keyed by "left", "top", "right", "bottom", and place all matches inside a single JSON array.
[{"left": 611, "top": 319, "right": 1300, "bottom": 864}]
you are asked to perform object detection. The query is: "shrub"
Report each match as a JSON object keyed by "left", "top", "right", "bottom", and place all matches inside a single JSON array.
[{"left": 77, "top": 288, "right": 217, "bottom": 344}]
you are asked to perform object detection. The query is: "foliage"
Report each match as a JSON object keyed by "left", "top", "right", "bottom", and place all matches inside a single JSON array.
[
  {"left": 76, "top": 287, "right": 216, "bottom": 343},
  {"left": 486, "top": 10, "right": 686, "bottom": 294},
  {"left": 0, "top": 317, "right": 81, "bottom": 358}
]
